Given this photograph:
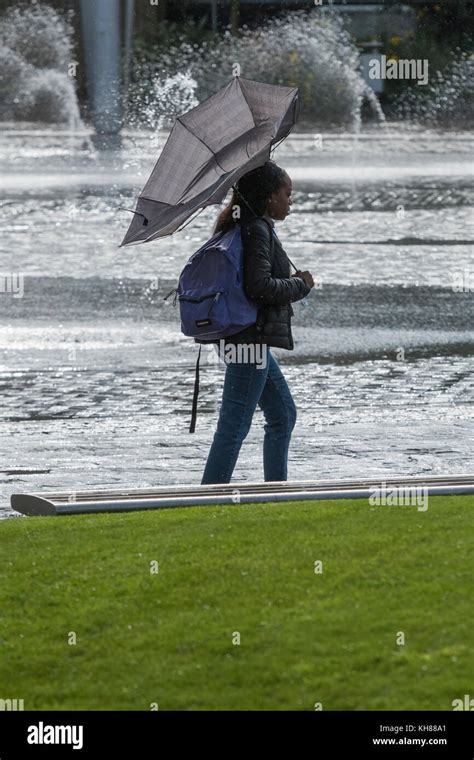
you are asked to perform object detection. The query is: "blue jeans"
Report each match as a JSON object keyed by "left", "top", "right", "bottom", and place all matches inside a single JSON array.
[{"left": 201, "top": 345, "right": 297, "bottom": 484}]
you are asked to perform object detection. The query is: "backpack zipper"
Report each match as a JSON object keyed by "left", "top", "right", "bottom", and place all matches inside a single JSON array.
[
  {"left": 181, "top": 292, "right": 222, "bottom": 318},
  {"left": 179, "top": 291, "right": 222, "bottom": 304}
]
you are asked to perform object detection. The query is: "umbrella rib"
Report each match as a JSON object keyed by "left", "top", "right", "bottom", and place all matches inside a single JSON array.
[
  {"left": 270, "top": 136, "right": 286, "bottom": 157},
  {"left": 174, "top": 206, "right": 206, "bottom": 234},
  {"left": 119, "top": 207, "right": 148, "bottom": 226},
  {"left": 176, "top": 117, "right": 228, "bottom": 174}
]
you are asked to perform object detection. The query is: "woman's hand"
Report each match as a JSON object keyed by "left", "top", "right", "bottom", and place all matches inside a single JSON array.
[{"left": 292, "top": 270, "right": 314, "bottom": 289}]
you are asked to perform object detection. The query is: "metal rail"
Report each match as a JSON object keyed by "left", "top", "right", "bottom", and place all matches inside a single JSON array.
[{"left": 10, "top": 474, "right": 474, "bottom": 517}]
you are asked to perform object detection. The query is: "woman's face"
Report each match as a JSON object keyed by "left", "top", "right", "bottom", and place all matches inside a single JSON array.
[{"left": 266, "top": 175, "right": 293, "bottom": 221}]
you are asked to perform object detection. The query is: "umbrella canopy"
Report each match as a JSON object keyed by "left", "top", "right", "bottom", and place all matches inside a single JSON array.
[{"left": 120, "top": 76, "right": 299, "bottom": 247}]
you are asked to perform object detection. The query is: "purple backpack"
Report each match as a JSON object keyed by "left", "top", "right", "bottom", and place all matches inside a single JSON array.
[
  {"left": 177, "top": 223, "right": 258, "bottom": 339},
  {"left": 164, "top": 219, "right": 274, "bottom": 432}
]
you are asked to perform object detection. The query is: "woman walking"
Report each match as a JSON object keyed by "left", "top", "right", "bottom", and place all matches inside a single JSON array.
[{"left": 200, "top": 160, "right": 315, "bottom": 484}]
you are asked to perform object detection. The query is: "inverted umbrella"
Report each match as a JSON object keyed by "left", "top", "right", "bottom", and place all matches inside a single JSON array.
[{"left": 120, "top": 76, "right": 299, "bottom": 246}]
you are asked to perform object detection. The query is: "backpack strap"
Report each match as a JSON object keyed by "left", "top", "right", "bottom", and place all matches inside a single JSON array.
[{"left": 189, "top": 344, "right": 202, "bottom": 433}]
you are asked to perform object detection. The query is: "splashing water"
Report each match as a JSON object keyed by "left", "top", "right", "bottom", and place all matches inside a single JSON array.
[
  {"left": 129, "top": 10, "right": 385, "bottom": 131},
  {"left": 1, "top": 3, "right": 470, "bottom": 133},
  {"left": 0, "top": 2, "right": 82, "bottom": 127},
  {"left": 128, "top": 70, "right": 199, "bottom": 134},
  {"left": 391, "top": 52, "right": 474, "bottom": 127}
]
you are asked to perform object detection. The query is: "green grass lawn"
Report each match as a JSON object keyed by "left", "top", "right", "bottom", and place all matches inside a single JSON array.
[{"left": 0, "top": 495, "right": 473, "bottom": 710}]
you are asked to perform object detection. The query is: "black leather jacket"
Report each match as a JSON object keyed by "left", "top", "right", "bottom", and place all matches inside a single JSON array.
[{"left": 225, "top": 216, "right": 310, "bottom": 350}]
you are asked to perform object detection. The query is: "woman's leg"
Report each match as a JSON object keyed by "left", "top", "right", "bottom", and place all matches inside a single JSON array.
[
  {"left": 201, "top": 349, "right": 269, "bottom": 485},
  {"left": 257, "top": 350, "right": 297, "bottom": 481}
]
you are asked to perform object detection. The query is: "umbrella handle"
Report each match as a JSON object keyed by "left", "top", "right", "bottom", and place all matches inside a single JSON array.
[{"left": 287, "top": 256, "right": 299, "bottom": 273}]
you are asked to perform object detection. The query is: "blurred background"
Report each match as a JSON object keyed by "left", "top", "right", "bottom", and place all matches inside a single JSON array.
[
  {"left": 0, "top": 0, "right": 472, "bottom": 514},
  {"left": 0, "top": 0, "right": 473, "bottom": 131}
]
